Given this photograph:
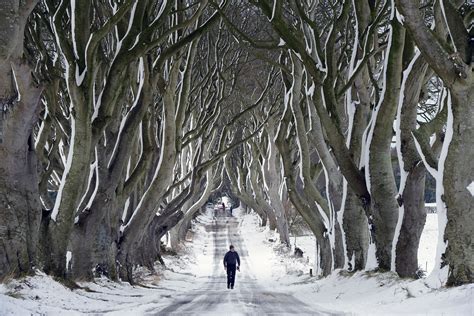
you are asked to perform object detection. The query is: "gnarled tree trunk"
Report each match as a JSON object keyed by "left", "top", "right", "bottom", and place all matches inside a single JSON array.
[
  {"left": 367, "top": 20, "right": 405, "bottom": 271},
  {"left": 443, "top": 87, "right": 474, "bottom": 285},
  {"left": 396, "top": 0, "right": 474, "bottom": 286},
  {"left": 0, "top": 0, "right": 42, "bottom": 280}
]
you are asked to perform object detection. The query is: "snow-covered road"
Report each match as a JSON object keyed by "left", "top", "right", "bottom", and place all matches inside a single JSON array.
[{"left": 153, "top": 212, "right": 335, "bottom": 315}]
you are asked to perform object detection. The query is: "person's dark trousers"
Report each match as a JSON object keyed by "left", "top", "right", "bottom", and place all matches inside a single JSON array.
[{"left": 226, "top": 264, "right": 237, "bottom": 289}]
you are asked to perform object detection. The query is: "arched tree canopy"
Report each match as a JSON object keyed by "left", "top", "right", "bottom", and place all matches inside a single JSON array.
[{"left": 0, "top": 0, "right": 472, "bottom": 286}]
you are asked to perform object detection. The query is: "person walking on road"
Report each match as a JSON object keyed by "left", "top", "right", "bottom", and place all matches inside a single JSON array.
[{"left": 223, "top": 245, "right": 240, "bottom": 289}]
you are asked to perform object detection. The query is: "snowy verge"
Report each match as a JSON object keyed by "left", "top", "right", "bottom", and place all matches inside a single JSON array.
[
  {"left": 240, "top": 211, "right": 473, "bottom": 316},
  {"left": 0, "top": 212, "right": 213, "bottom": 315},
  {"left": 0, "top": 253, "right": 203, "bottom": 315}
]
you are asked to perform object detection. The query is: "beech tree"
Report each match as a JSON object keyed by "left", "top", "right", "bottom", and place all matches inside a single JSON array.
[
  {"left": 0, "top": 0, "right": 42, "bottom": 280},
  {"left": 29, "top": 0, "right": 231, "bottom": 280},
  {"left": 0, "top": 0, "right": 472, "bottom": 287},
  {"left": 242, "top": 0, "right": 471, "bottom": 281},
  {"left": 396, "top": 0, "right": 473, "bottom": 286}
]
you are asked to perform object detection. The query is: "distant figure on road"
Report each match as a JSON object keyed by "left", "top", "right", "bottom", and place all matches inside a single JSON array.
[
  {"left": 223, "top": 245, "right": 240, "bottom": 289},
  {"left": 229, "top": 205, "right": 233, "bottom": 216}
]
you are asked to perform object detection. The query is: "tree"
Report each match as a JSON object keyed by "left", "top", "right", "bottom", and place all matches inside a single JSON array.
[
  {"left": 396, "top": 0, "right": 474, "bottom": 286},
  {"left": 1, "top": 0, "right": 472, "bottom": 287},
  {"left": 0, "top": 0, "right": 42, "bottom": 280}
]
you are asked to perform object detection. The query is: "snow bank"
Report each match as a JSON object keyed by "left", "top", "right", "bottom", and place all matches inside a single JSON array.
[
  {"left": 0, "top": 270, "right": 171, "bottom": 315},
  {"left": 285, "top": 271, "right": 473, "bottom": 316},
  {"left": 0, "top": 212, "right": 213, "bottom": 315}
]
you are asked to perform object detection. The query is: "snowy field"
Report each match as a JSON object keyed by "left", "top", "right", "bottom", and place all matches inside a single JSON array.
[{"left": 0, "top": 209, "right": 472, "bottom": 315}]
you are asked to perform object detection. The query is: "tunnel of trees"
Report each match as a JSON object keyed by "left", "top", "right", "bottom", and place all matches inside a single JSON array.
[{"left": 0, "top": 0, "right": 472, "bottom": 286}]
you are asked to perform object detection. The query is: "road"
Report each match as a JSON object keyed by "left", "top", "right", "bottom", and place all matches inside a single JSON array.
[{"left": 153, "top": 209, "right": 339, "bottom": 315}]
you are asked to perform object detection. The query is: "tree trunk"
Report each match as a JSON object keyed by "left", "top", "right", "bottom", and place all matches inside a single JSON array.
[
  {"left": 117, "top": 95, "right": 178, "bottom": 275},
  {"left": 443, "top": 86, "right": 474, "bottom": 285},
  {"left": 247, "top": 142, "right": 279, "bottom": 232},
  {"left": 224, "top": 154, "right": 269, "bottom": 227},
  {"left": 45, "top": 109, "right": 92, "bottom": 277},
  {"left": 93, "top": 217, "right": 119, "bottom": 280},
  {"left": 169, "top": 225, "right": 181, "bottom": 251},
  {"left": 367, "top": 20, "right": 405, "bottom": 271},
  {"left": 70, "top": 224, "right": 92, "bottom": 280},
  {"left": 69, "top": 217, "right": 119, "bottom": 281},
  {"left": 0, "top": 1, "right": 41, "bottom": 279},
  {"left": 0, "top": 140, "right": 41, "bottom": 280},
  {"left": 395, "top": 0, "right": 473, "bottom": 286},
  {"left": 170, "top": 195, "right": 197, "bottom": 250},
  {"left": 70, "top": 196, "right": 119, "bottom": 281},
  {"left": 237, "top": 193, "right": 269, "bottom": 228},
  {"left": 395, "top": 165, "right": 426, "bottom": 277},
  {"left": 263, "top": 121, "right": 290, "bottom": 246},
  {"left": 268, "top": 215, "right": 277, "bottom": 230},
  {"left": 319, "top": 235, "right": 332, "bottom": 277},
  {"left": 333, "top": 214, "right": 345, "bottom": 269},
  {"left": 119, "top": 210, "right": 183, "bottom": 283},
  {"left": 343, "top": 189, "right": 369, "bottom": 270},
  {"left": 342, "top": 36, "right": 372, "bottom": 272},
  {"left": 394, "top": 51, "right": 429, "bottom": 278}
]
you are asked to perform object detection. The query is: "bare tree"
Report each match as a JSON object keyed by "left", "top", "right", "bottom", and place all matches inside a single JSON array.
[{"left": 396, "top": 0, "right": 474, "bottom": 285}]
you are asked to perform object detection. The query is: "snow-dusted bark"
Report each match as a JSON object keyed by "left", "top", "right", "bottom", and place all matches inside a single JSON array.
[
  {"left": 40, "top": 0, "right": 136, "bottom": 277},
  {"left": 442, "top": 89, "right": 474, "bottom": 285},
  {"left": 397, "top": 0, "right": 474, "bottom": 286},
  {"left": 339, "top": 0, "right": 373, "bottom": 272},
  {"left": 69, "top": 62, "right": 154, "bottom": 280},
  {"left": 237, "top": 5, "right": 370, "bottom": 275},
  {"left": 364, "top": 18, "right": 405, "bottom": 271},
  {"left": 247, "top": 141, "right": 278, "bottom": 231},
  {"left": 33, "top": 0, "right": 226, "bottom": 280},
  {"left": 262, "top": 117, "right": 290, "bottom": 245},
  {"left": 393, "top": 50, "right": 430, "bottom": 277},
  {"left": 116, "top": 62, "right": 181, "bottom": 279},
  {"left": 307, "top": 96, "right": 346, "bottom": 268},
  {"left": 274, "top": 106, "right": 332, "bottom": 276}
]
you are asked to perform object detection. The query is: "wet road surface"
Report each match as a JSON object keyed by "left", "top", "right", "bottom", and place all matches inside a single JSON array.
[{"left": 153, "top": 211, "right": 338, "bottom": 315}]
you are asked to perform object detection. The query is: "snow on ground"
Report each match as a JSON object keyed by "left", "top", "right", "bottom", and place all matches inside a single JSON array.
[
  {"left": 239, "top": 210, "right": 314, "bottom": 282},
  {"left": 418, "top": 213, "right": 438, "bottom": 274},
  {"left": 0, "top": 270, "right": 174, "bottom": 315},
  {"left": 0, "top": 209, "right": 472, "bottom": 315},
  {"left": 240, "top": 211, "right": 473, "bottom": 316},
  {"left": 0, "top": 212, "right": 214, "bottom": 315}
]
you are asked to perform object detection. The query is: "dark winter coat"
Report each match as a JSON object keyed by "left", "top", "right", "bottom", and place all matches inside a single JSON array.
[{"left": 223, "top": 250, "right": 240, "bottom": 267}]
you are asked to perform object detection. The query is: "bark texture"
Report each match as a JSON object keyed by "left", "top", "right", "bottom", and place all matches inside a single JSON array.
[
  {"left": 396, "top": 0, "right": 474, "bottom": 285},
  {"left": 395, "top": 52, "right": 429, "bottom": 278},
  {"left": 0, "top": 0, "right": 42, "bottom": 280},
  {"left": 368, "top": 20, "right": 405, "bottom": 270},
  {"left": 443, "top": 86, "right": 474, "bottom": 285}
]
